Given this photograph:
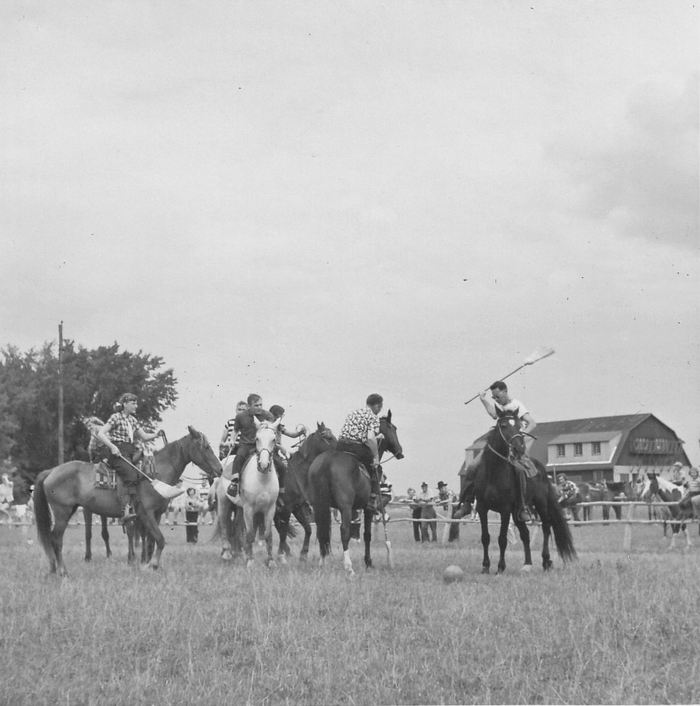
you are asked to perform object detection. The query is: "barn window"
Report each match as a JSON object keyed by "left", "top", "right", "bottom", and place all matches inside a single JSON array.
[
  {"left": 556, "top": 444, "right": 566, "bottom": 457},
  {"left": 574, "top": 442, "right": 583, "bottom": 456},
  {"left": 592, "top": 441, "right": 601, "bottom": 456}
]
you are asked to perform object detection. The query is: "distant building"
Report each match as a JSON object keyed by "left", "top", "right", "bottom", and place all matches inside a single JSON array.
[{"left": 460, "top": 413, "right": 690, "bottom": 484}]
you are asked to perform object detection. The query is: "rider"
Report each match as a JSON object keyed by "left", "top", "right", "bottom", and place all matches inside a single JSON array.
[
  {"left": 219, "top": 400, "right": 248, "bottom": 460},
  {"left": 268, "top": 404, "right": 307, "bottom": 494},
  {"left": 336, "top": 393, "right": 384, "bottom": 512},
  {"left": 97, "top": 392, "right": 164, "bottom": 523},
  {"left": 683, "top": 467, "right": 700, "bottom": 499},
  {"left": 227, "top": 393, "right": 274, "bottom": 497},
  {"left": 457, "top": 381, "right": 536, "bottom": 523}
]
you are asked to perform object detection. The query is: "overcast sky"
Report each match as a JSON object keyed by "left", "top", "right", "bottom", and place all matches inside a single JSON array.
[{"left": 2, "top": 2, "right": 698, "bottom": 491}]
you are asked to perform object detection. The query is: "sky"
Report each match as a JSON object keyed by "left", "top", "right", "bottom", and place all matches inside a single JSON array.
[{"left": 1, "top": 1, "right": 698, "bottom": 493}]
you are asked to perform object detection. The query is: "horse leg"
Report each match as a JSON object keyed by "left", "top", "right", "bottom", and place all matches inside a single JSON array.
[
  {"left": 339, "top": 506, "right": 355, "bottom": 575},
  {"left": 218, "top": 496, "right": 235, "bottom": 561},
  {"left": 84, "top": 509, "right": 93, "bottom": 562},
  {"left": 479, "top": 509, "right": 491, "bottom": 574},
  {"left": 139, "top": 511, "right": 166, "bottom": 570},
  {"left": 363, "top": 509, "right": 373, "bottom": 569},
  {"left": 264, "top": 506, "right": 277, "bottom": 567},
  {"left": 295, "top": 505, "right": 312, "bottom": 562},
  {"left": 243, "top": 506, "right": 255, "bottom": 567},
  {"left": 101, "top": 515, "right": 112, "bottom": 558},
  {"left": 513, "top": 516, "right": 533, "bottom": 571},
  {"left": 275, "top": 506, "right": 291, "bottom": 558},
  {"left": 49, "top": 507, "right": 74, "bottom": 577},
  {"left": 496, "top": 513, "right": 510, "bottom": 574}
]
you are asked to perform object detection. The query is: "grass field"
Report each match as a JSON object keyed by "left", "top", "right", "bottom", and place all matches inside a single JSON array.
[{"left": 1, "top": 508, "right": 699, "bottom": 705}]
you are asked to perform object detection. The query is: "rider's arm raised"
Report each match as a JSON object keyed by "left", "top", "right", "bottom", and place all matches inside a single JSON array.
[{"left": 479, "top": 390, "right": 497, "bottom": 419}]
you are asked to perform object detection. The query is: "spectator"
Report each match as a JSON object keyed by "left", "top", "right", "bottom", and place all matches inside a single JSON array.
[
  {"left": 416, "top": 482, "right": 437, "bottom": 542},
  {"left": 184, "top": 487, "right": 201, "bottom": 543},
  {"left": 437, "top": 480, "right": 460, "bottom": 542},
  {"left": 684, "top": 467, "right": 700, "bottom": 499},
  {"left": 406, "top": 487, "right": 421, "bottom": 542}
]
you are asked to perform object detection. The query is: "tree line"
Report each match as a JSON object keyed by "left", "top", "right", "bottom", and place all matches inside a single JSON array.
[{"left": 0, "top": 340, "right": 177, "bottom": 498}]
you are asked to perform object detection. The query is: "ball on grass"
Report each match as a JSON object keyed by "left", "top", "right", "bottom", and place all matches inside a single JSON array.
[{"left": 443, "top": 565, "right": 464, "bottom": 583}]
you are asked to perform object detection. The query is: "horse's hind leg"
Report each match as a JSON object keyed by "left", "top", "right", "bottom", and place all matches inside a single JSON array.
[
  {"left": 479, "top": 511, "right": 491, "bottom": 574},
  {"left": 84, "top": 509, "right": 93, "bottom": 562},
  {"left": 101, "top": 516, "right": 112, "bottom": 558},
  {"left": 363, "top": 509, "right": 373, "bottom": 569},
  {"left": 51, "top": 508, "right": 74, "bottom": 577},
  {"left": 540, "top": 523, "right": 553, "bottom": 570},
  {"left": 513, "top": 517, "right": 533, "bottom": 571},
  {"left": 496, "top": 514, "right": 510, "bottom": 574},
  {"left": 296, "top": 506, "right": 312, "bottom": 562}
]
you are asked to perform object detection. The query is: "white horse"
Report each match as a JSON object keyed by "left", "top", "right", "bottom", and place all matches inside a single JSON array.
[{"left": 215, "top": 419, "right": 281, "bottom": 567}]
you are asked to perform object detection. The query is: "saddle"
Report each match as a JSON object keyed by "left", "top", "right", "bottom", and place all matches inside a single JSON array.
[
  {"left": 511, "top": 455, "right": 539, "bottom": 479},
  {"left": 93, "top": 461, "right": 117, "bottom": 490}
]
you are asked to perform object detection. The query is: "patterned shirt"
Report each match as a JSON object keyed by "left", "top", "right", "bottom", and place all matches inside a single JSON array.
[
  {"left": 339, "top": 407, "right": 380, "bottom": 443},
  {"left": 558, "top": 479, "right": 578, "bottom": 501},
  {"left": 106, "top": 412, "right": 142, "bottom": 444},
  {"left": 221, "top": 418, "right": 237, "bottom": 445}
]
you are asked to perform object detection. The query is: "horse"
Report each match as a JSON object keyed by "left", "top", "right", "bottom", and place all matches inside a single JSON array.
[
  {"left": 307, "top": 411, "right": 404, "bottom": 575},
  {"left": 640, "top": 473, "right": 691, "bottom": 550},
  {"left": 233, "top": 418, "right": 282, "bottom": 568},
  {"left": 274, "top": 422, "right": 336, "bottom": 560},
  {"left": 475, "top": 409, "right": 576, "bottom": 574},
  {"left": 34, "top": 426, "right": 222, "bottom": 576},
  {"left": 211, "top": 422, "right": 336, "bottom": 563}
]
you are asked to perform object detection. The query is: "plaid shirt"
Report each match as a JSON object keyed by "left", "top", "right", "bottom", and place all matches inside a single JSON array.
[
  {"left": 106, "top": 412, "right": 142, "bottom": 444},
  {"left": 339, "top": 407, "right": 380, "bottom": 443}
]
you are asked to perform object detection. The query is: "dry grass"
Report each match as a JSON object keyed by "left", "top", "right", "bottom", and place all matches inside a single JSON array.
[{"left": 1, "top": 511, "right": 699, "bottom": 705}]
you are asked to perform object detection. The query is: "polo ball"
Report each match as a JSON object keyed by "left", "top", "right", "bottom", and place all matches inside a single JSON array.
[{"left": 443, "top": 565, "right": 464, "bottom": 583}]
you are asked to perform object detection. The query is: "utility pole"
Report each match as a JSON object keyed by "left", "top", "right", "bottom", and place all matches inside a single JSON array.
[{"left": 58, "top": 321, "right": 64, "bottom": 465}]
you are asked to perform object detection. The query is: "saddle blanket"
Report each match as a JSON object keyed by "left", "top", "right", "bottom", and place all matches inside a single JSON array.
[{"left": 93, "top": 462, "right": 117, "bottom": 489}]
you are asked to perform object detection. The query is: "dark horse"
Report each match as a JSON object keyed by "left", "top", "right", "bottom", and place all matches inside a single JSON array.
[
  {"left": 476, "top": 409, "right": 576, "bottom": 573},
  {"left": 34, "top": 426, "right": 222, "bottom": 576},
  {"left": 307, "top": 411, "right": 404, "bottom": 575},
  {"left": 274, "top": 423, "right": 336, "bottom": 560}
]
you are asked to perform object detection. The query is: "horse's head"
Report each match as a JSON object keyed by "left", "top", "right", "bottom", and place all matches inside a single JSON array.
[
  {"left": 185, "top": 426, "right": 222, "bottom": 480},
  {"left": 379, "top": 410, "right": 404, "bottom": 460},
  {"left": 492, "top": 409, "right": 527, "bottom": 458},
  {"left": 254, "top": 417, "right": 281, "bottom": 472}
]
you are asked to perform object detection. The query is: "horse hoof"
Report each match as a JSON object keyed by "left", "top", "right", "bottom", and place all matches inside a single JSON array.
[
  {"left": 521, "top": 564, "right": 532, "bottom": 573},
  {"left": 246, "top": 560, "right": 254, "bottom": 569},
  {"left": 221, "top": 550, "right": 233, "bottom": 562},
  {"left": 481, "top": 568, "right": 490, "bottom": 575}
]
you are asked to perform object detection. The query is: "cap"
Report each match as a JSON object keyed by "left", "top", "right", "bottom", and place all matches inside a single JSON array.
[
  {"left": 672, "top": 461, "right": 683, "bottom": 467},
  {"left": 421, "top": 481, "right": 428, "bottom": 487},
  {"left": 437, "top": 481, "right": 446, "bottom": 488}
]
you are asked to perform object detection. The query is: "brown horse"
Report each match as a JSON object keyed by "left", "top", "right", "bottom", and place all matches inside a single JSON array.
[
  {"left": 34, "top": 426, "right": 221, "bottom": 576},
  {"left": 307, "top": 412, "right": 404, "bottom": 575}
]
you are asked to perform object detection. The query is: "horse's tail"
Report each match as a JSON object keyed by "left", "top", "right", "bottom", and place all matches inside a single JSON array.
[
  {"left": 545, "top": 482, "right": 577, "bottom": 562},
  {"left": 34, "top": 471, "right": 56, "bottom": 565}
]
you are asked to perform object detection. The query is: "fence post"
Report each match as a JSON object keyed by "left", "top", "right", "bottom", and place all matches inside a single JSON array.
[{"left": 622, "top": 503, "right": 634, "bottom": 552}]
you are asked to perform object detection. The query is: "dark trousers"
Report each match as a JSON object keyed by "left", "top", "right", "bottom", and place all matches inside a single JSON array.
[
  {"left": 109, "top": 441, "right": 139, "bottom": 505},
  {"left": 231, "top": 443, "right": 255, "bottom": 477},
  {"left": 411, "top": 506, "right": 422, "bottom": 542},
  {"left": 336, "top": 439, "right": 379, "bottom": 493},
  {"left": 185, "top": 511, "right": 199, "bottom": 543}
]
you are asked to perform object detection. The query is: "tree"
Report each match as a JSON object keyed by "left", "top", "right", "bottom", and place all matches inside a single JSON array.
[{"left": 0, "top": 340, "right": 178, "bottom": 480}]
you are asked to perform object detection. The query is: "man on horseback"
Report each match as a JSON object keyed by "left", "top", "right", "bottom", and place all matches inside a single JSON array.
[
  {"left": 219, "top": 400, "right": 248, "bottom": 460},
  {"left": 96, "top": 393, "right": 164, "bottom": 523},
  {"left": 336, "top": 393, "right": 384, "bottom": 512},
  {"left": 457, "top": 381, "right": 536, "bottom": 523},
  {"left": 227, "top": 393, "right": 274, "bottom": 497},
  {"left": 269, "top": 404, "right": 307, "bottom": 495}
]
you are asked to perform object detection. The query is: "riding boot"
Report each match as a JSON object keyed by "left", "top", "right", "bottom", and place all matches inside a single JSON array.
[
  {"left": 515, "top": 467, "right": 532, "bottom": 523},
  {"left": 453, "top": 481, "right": 474, "bottom": 519},
  {"left": 118, "top": 491, "right": 136, "bottom": 524},
  {"left": 229, "top": 474, "right": 240, "bottom": 496}
]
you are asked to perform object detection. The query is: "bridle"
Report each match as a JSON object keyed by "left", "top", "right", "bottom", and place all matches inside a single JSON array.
[
  {"left": 254, "top": 424, "right": 277, "bottom": 474},
  {"left": 486, "top": 416, "right": 534, "bottom": 466}
]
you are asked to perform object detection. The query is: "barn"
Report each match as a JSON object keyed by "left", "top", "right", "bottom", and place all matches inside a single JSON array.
[{"left": 460, "top": 413, "right": 691, "bottom": 484}]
